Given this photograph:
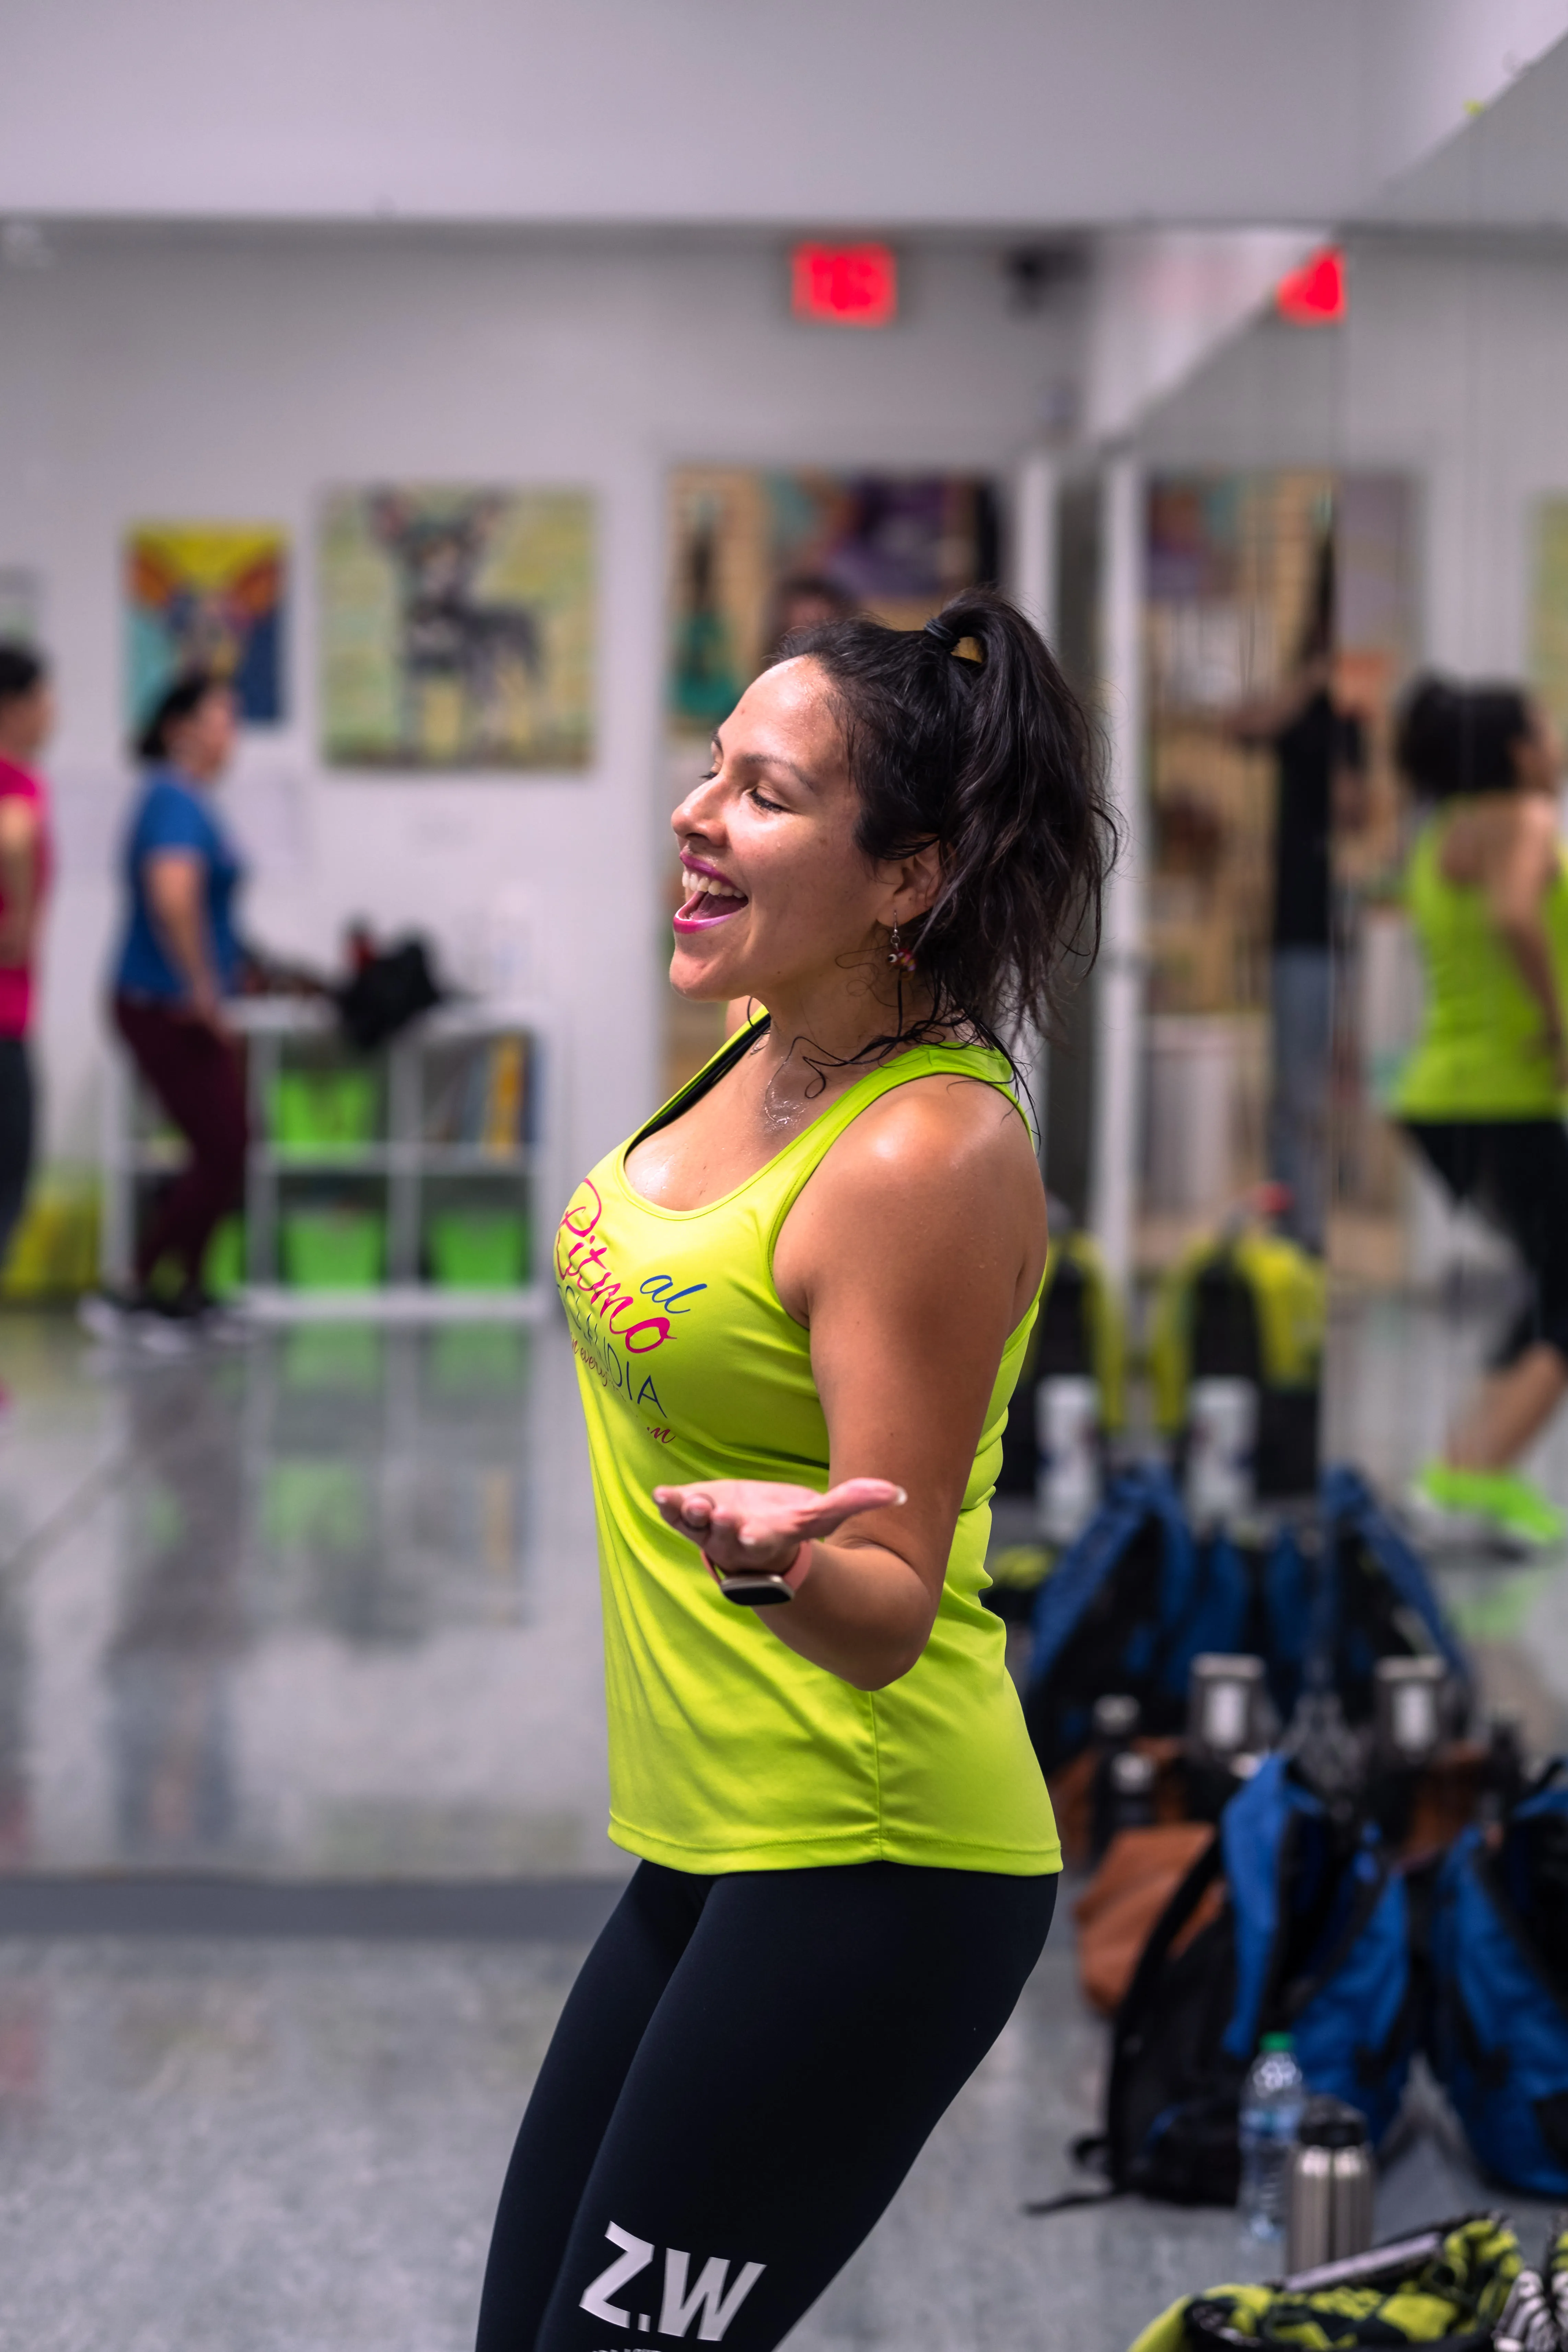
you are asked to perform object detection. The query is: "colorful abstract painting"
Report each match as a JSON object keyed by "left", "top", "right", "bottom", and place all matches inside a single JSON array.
[
  {"left": 320, "top": 487, "right": 593, "bottom": 769},
  {"left": 665, "top": 469, "right": 999, "bottom": 736},
  {"left": 127, "top": 525, "right": 285, "bottom": 731}
]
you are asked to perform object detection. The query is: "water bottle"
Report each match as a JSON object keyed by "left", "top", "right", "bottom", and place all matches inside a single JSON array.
[
  {"left": 1239, "top": 2032, "right": 1306, "bottom": 2239},
  {"left": 1285, "top": 2097, "right": 1374, "bottom": 2273}
]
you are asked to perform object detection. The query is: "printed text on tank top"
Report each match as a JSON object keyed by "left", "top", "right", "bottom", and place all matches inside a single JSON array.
[{"left": 556, "top": 1020, "right": 1062, "bottom": 1875}]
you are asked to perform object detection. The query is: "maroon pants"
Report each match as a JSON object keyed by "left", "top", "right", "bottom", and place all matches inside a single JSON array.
[{"left": 114, "top": 995, "right": 248, "bottom": 1291}]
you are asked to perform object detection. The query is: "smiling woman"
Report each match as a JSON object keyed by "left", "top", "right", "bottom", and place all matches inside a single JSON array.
[{"left": 476, "top": 590, "right": 1111, "bottom": 2352}]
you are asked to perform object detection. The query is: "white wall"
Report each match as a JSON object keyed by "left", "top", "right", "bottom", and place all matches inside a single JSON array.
[
  {"left": 2, "top": 0, "right": 1565, "bottom": 230},
  {"left": 0, "top": 225, "right": 1076, "bottom": 1184}
]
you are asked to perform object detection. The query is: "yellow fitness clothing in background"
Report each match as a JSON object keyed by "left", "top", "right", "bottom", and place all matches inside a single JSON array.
[
  {"left": 1394, "top": 808, "right": 1568, "bottom": 1120},
  {"left": 555, "top": 1021, "right": 1061, "bottom": 1879}
]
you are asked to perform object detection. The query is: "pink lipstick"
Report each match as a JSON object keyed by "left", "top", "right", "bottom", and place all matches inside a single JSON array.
[{"left": 674, "top": 853, "right": 748, "bottom": 934}]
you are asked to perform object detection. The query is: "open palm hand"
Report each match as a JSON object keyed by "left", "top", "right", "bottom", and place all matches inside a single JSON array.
[{"left": 651, "top": 1476, "right": 905, "bottom": 1576}]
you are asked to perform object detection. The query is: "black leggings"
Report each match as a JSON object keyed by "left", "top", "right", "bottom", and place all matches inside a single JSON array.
[
  {"left": 0, "top": 1037, "right": 32, "bottom": 1268},
  {"left": 476, "top": 1859, "right": 1056, "bottom": 2352},
  {"left": 1403, "top": 1119, "right": 1568, "bottom": 1366}
]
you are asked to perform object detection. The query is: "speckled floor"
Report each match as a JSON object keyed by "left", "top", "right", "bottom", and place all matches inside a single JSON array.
[{"left": 0, "top": 1304, "right": 1558, "bottom": 2352}]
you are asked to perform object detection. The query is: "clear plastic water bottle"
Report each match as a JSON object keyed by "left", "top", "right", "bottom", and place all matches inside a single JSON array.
[{"left": 1239, "top": 2033, "right": 1306, "bottom": 2239}]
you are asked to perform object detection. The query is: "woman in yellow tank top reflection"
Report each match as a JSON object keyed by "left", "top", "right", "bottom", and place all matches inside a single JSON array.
[
  {"left": 1393, "top": 676, "right": 1568, "bottom": 1551},
  {"left": 476, "top": 594, "right": 1109, "bottom": 2352}
]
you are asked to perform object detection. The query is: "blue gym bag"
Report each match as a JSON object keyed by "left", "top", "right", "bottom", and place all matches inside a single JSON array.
[
  {"left": 1038, "top": 1751, "right": 1415, "bottom": 2208},
  {"left": 1430, "top": 1759, "right": 1568, "bottom": 2196}
]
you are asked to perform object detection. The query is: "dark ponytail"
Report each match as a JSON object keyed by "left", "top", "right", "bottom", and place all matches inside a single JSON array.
[
  {"left": 780, "top": 587, "right": 1112, "bottom": 1050},
  {"left": 1395, "top": 671, "right": 1534, "bottom": 801}
]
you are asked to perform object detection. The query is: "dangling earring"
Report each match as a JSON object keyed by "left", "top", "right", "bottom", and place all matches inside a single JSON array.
[{"left": 888, "top": 921, "right": 917, "bottom": 974}]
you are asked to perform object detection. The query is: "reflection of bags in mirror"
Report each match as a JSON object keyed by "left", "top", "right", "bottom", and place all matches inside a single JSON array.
[
  {"left": 1152, "top": 1228, "right": 1325, "bottom": 1500},
  {"left": 1022, "top": 1464, "right": 1470, "bottom": 1779},
  {"left": 995, "top": 1230, "right": 1125, "bottom": 1502},
  {"left": 1023, "top": 1466, "right": 1243, "bottom": 1773},
  {"left": 1309, "top": 1466, "right": 1472, "bottom": 1736}
]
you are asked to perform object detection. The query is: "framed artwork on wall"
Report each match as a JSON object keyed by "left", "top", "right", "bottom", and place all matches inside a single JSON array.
[
  {"left": 665, "top": 468, "right": 999, "bottom": 738},
  {"left": 319, "top": 487, "right": 594, "bottom": 770},
  {"left": 126, "top": 525, "right": 286, "bottom": 732}
]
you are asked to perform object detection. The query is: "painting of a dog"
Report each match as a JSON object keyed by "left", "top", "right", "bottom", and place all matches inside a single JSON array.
[{"left": 321, "top": 487, "right": 593, "bottom": 769}]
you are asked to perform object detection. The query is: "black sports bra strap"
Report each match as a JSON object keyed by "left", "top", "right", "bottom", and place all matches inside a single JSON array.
[{"left": 631, "top": 1013, "right": 771, "bottom": 1148}]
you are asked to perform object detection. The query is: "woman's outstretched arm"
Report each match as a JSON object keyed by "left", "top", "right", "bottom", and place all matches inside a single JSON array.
[{"left": 653, "top": 1074, "right": 1045, "bottom": 1689}]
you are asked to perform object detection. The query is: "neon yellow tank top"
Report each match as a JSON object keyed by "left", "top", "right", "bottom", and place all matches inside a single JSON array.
[
  {"left": 555, "top": 1024, "right": 1061, "bottom": 1878},
  {"left": 1392, "top": 809, "right": 1568, "bottom": 1121}
]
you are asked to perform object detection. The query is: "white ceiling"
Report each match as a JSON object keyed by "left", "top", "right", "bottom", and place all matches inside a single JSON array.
[
  {"left": 1371, "top": 26, "right": 1568, "bottom": 230},
  {"left": 0, "top": 0, "right": 1564, "bottom": 231}
]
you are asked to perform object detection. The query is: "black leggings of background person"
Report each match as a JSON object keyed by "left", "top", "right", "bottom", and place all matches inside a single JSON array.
[
  {"left": 0, "top": 1038, "right": 33, "bottom": 1267},
  {"left": 1403, "top": 1120, "right": 1568, "bottom": 1370},
  {"left": 477, "top": 1860, "right": 1056, "bottom": 2352}
]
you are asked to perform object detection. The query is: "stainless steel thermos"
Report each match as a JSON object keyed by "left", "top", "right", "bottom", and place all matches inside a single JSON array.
[{"left": 1285, "top": 2097, "right": 1374, "bottom": 2274}]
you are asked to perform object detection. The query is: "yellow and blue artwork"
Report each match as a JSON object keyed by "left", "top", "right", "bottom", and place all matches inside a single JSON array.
[{"left": 126, "top": 525, "right": 286, "bottom": 732}]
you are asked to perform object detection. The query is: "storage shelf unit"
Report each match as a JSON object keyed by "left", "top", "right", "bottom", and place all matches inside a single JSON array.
[{"left": 102, "top": 997, "right": 558, "bottom": 1322}]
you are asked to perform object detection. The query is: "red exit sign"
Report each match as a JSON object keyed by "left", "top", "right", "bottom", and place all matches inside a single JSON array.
[
  {"left": 791, "top": 243, "right": 898, "bottom": 328},
  {"left": 1276, "top": 246, "right": 1345, "bottom": 326}
]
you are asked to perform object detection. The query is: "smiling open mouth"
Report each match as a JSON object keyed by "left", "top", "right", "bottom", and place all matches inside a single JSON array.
[{"left": 673, "top": 868, "right": 748, "bottom": 933}]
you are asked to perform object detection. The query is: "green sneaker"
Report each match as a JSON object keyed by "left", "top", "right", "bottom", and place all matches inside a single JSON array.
[{"left": 1410, "top": 1459, "right": 1568, "bottom": 1549}]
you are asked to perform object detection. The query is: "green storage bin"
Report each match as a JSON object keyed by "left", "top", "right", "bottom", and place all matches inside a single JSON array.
[
  {"left": 280, "top": 1209, "right": 386, "bottom": 1291},
  {"left": 271, "top": 1068, "right": 378, "bottom": 1153},
  {"left": 428, "top": 1210, "right": 529, "bottom": 1290},
  {"left": 202, "top": 1215, "right": 246, "bottom": 1298}
]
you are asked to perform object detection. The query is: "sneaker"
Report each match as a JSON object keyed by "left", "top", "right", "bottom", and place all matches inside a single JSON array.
[
  {"left": 77, "top": 1286, "right": 194, "bottom": 1357},
  {"left": 1409, "top": 1459, "right": 1568, "bottom": 1549},
  {"left": 184, "top": 1291, "right": 253, "bottom": 1346},
  {"left": 77, "top": 1286, "right": 143, "bottom": 1343}
]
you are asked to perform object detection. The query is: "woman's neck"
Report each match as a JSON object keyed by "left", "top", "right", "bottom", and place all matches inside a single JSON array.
[{"left": 740, "top": 965, "right": 942, "bottom": 1096}]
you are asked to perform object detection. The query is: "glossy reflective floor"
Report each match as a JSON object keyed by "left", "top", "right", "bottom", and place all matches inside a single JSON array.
[
  {"left": 0, "top": 1307, "right": 1559, "bottom": 2352},
  {"left": 0, "top": 1315, "right": 613, "bottom": 1884}
]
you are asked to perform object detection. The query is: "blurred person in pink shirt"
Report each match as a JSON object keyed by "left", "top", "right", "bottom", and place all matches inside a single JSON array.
[{"left": 0, "top": 643, "right": 52, "bottom": 1290}]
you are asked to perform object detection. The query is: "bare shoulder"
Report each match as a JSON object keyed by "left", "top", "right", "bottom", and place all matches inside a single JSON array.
[
  {"left": 1488, "top": 793, "right": 1562, "bottom": 887},
  {"left": 789, "top": 1068, "right": 1043, "bottom": 1246},
  {"left": 1514, "top": 794, "right": 1563, "bottom": 849},
  {"left": 831, "top": 1068, "right": 1035, "bottom": 1187},
  {"left": 1443, "top": 793, "right": 1555, "bottom": 883},
  {"left": 776, "top": 1068, "right": 1045, "bottom": 1323}
]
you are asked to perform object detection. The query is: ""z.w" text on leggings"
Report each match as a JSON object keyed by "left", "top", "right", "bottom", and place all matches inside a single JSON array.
[{"left": 476, "top": 1857, "right": 1056, "bottom": 2352}]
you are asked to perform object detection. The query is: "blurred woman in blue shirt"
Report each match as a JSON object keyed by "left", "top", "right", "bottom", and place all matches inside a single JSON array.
[{"left": 91, "top": 672, "right": 250, "bottom": 1332}]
